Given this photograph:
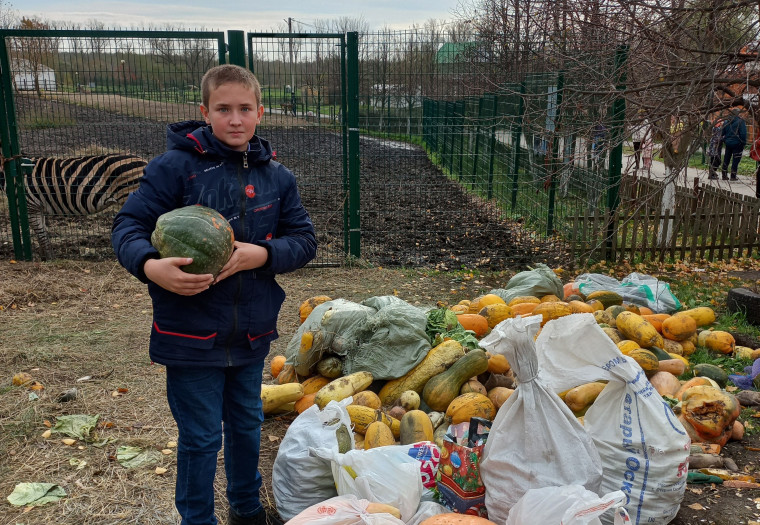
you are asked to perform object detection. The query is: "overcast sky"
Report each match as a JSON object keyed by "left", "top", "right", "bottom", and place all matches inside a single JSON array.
[{"left": 17, "top": 0, "right": 463, "bottom": 31}]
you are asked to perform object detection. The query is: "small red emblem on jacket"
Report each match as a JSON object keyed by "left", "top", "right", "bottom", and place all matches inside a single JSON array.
[{"left": 245, "top": 185, "right": 256, "bottom": 198}]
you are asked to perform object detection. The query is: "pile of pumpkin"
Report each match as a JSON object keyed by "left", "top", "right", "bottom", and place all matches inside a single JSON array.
[{"left": 260, "top": 287, "right": 758, "bottom": 451}]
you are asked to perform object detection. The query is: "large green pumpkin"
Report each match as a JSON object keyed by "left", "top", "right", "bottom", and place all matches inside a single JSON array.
[{"left": 150, "top": 205, "right": 235, "bottom": 276}]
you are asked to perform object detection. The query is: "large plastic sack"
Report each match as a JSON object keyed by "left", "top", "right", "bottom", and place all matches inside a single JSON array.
[
  {"left": 489, "top": 263, "right": 564, "bottom": 303},
  {"left": 478, "top": 315, "right": 603, "bottom": 524},
  {"left": 506, "top": 486, "right": 630, "bottom": 525},
  {"left": 574, "top": 272, "right": 681, "bottom": 313},
  {"left": 285, "top": 296, "right": 431, "bottom": 380},
  {"left": 536, "top": 314, "right": 689, "bottom": 525},
  {"left": 286, "top": 299, "right": 374, "bottom": 376},
  {"left": 341, "top": 296, "right": 431, "bottom": 379},
  {"left": 311, "top": 444, "right": 424, "bottom": 522},
  {"left": 272, "top": 399, "right": 354, "bottom": 521},
  {"left": 286, "top": 495, "right": 405, "bottom": 525}
]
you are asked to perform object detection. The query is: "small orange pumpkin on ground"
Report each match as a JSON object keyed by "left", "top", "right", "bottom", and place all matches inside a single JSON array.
[
  {"left": 420, "top": 513, "right": 497, "bottom": 524},
  {"left": 294, "top": 392, "right": 317, "bottom": 413},
  {"left": 468, "top": 294, "right": 506, "bottom": 314},
  {"left": 270, "top": 355, "right": 286, "bottom": 378},
  {"left": 510, "top": 302, "right": 539, "bottom": 317},
  {"left": 455, "top": 313, "right": 490, "bottom": 338}
]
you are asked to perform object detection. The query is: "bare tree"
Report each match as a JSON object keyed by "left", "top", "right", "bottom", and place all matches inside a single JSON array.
[
  {"left": 452, "top": 0, "right": 760, "bottom": 246},
  {"left": 456, "top": 0, "right": 759, "bottom": 176},
  {"left": 12, "top": 17, "right": 60, "bottom": 97},
  {"left": 0, "top": 0, "right": 17, "bottom": 28}
]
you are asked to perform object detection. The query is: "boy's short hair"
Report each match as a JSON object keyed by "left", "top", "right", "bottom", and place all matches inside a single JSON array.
[{"left": 201, "top": 65, "right": 261, "bottom": 107}]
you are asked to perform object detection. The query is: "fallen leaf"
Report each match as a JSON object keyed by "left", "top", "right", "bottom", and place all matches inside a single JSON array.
[
  {"left": 117, "top": 387, "right": 129, "bottom": 394},
  {"left": 687, "top": 503, "right": 705, "bottom": 510},
  {"left": 61, "top": 438, "right": 76, "bottom": 446},
  {"left": 43, "top": 420, "right": 52, "bottom": 428},
  {"left": 155, "top": 467, "right": 168, "bottom": 475},
  {"left": 41, "top": 430, "right": 51, "bottom": 439},
  {"left": 268, "top": 435, "right": 280, "bottom": 442},
  {"left": 166, "top": 441, "right": 177, "bottom": 448},
  {"left": 161, "top": 449, "right": 173, "bottom": 455}
]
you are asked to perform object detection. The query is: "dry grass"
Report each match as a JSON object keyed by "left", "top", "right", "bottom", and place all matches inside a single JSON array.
[{"left": 0, "top": 259, "right": 504, "bottom": 524}]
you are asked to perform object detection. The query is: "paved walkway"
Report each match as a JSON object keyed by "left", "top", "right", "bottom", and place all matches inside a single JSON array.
[{"left": 623, "top": 153, "right": 758, "bottom": 199}]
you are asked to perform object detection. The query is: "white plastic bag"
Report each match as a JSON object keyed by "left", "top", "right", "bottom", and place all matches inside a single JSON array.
[
  {"left": 311, "top": 444, "right": 424, "bottom": 522},
  {"left": 404, "top": 501, "right": 450, "bottom": 525},
  {"left": 506, "top": 485, "right": 630, "bottom": 525},
  {"left": 286, "top": 495, "right": 406, "bottom": 525},
  {"left": 574, "top": 272, "right": 681, "bottom": 313},
  {"left": 478, "top": 316, "right": 603, "bottom": 524},
  {"left": 272, "top": 399, "right": 354, "bottom": 521},
  {"left": 536, "top": 314, "right": 689, "bottom": 525}
]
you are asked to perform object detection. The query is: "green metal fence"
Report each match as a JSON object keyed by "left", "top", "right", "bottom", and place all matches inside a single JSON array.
[
  {"left": 1, "top": 27, "right": 626, "bottom": 270},
  {"left": 0, "top": 29, "right": 228, "bottom": 261},
  {"left": 420, "top": 47, "right": 627, "bottom": 261},
  {"left": 0, "top": 28, "right": 355, "bottom": 266}
]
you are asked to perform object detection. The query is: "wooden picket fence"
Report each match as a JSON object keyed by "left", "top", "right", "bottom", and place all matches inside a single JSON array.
[{"left": 569, "top": 173, "right": 760, "bottom": 263}]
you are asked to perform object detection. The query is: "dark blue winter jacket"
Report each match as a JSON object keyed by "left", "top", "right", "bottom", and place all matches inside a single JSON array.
[
  {"left": 112, "top": 120, "right": 317, "bottom": 367},
  {"left": 721, "top": 115, "right": 747, "bottom": 149}
]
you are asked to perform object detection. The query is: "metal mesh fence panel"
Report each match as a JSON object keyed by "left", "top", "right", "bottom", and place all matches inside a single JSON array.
[
  {"left": 2, "top": 28, "right": 630, "bottom": 269},
  {"left": 1, "top": 29, "right": 225, "bottom": 260},
  {"left": 356, "top": 31, "right": 623, "bottom": 269},
  {"left": 248, "top": 32, "right": 348, "bottom": 266}
]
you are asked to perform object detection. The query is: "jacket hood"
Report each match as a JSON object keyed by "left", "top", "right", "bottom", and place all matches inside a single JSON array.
[{"left": 166, "top": 120, "right": 272, "bottom": 164}]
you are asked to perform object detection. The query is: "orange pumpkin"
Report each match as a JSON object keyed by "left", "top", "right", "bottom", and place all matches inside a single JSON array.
[
  {"left": 420, "top": 514, "right": 497, "bottom": 525},
  {"left": 467, "top": 294, "right": 506, "bottom": 314},
  {"left": 298, "top": 295, "right": 332, "bottom": 324},
  {"left": 568, "top": 300, "right": 595, "bottom": 314},
  {"left": 456, "top": 313, "right": 490, "bottom": 338},
  {"left": 486, "top": 352, "right": 511, "bottom": 374},
  {"left": 510, "top": 302, "right": 539, "bottom": 317},
  {"left": 563, "top": 281, "right": 579, "bottom": 300},
  {"left": 661, "top": 314, "right": 697, "bottom": 341},
  {"left": 302, "top": 375, "right": 331, "bottom": 395},
  {"left": 294, "top": 392, "right": 317, "bottom": 413},
  {"left": 270, "top": 355, "right": 286, "bottom": 378},
  {"left": 638, "top": 306, "right": 654, "bottom": 316}
]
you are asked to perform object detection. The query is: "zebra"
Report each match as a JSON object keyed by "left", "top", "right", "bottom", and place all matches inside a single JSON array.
[{"left": 1, "top": 154, "right": 146, "bottom": 259}]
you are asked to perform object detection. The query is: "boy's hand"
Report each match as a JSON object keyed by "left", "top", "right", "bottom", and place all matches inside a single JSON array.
[
  {"left": 144, "top": 257, "right": 213, "bottom": 295},
  {"left": 214, "top": 241, "right": 268, "bottom": 284}
]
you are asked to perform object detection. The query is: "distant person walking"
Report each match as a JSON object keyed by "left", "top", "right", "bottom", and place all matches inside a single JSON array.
[
  {"left": 631, "top": 118, "right": 649, "bottom": 171},
  {"left": 706, "top": 117, "right": 725, "bottom": 180},
  {"left": 721, "top": 108, "right": 747, "bottom": 181}
]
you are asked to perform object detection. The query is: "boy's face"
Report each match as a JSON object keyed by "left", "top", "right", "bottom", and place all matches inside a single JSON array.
[{"left": 200, "top": 82, "right": 264, "bottom": 152}]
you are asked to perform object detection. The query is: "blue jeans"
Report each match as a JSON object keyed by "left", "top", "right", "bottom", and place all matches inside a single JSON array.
[
  {"left": 721, "top": 143, "right": 743, "bottom": 178},
  {"left": 166, "top": 361, "right": 265, "bottom": 525}
]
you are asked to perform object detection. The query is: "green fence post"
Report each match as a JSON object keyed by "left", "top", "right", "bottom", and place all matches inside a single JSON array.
[
  {"left": 346, "top": 32, "right": 361, "bottom": 259},
  {"left": 457, "top": 100, "right": 466, "bottom": 181},
  {"left": 471, "top": 97, "right": 484, "bottom": 188},
  {"left": 546, "top": 74, "right": 564, "bottom": 237},
  {"left": 340, "top": 35, "right": 349, "bottom": 257},
  {"left": 606, "top": 45, "right": 628, "bottom": 260},
  {"left": 511, "top": 82, "right": 526, "bottom": 211},
  {"left": 227, "top": 30, "right": 245, "bottom": 67},
  {"left": 487, "top": 95, "right": 499, "bottom": 200},
  {"left": 442, "top": 102, "right": 451, "bottom": 175},
  {"left": 0, "top": 34, "right": 32, "bottom": 260}
]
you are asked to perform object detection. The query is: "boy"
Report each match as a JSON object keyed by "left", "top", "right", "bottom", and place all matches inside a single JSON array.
[{"left": 112, "top": 64, "right": 316, "bottom": 525}]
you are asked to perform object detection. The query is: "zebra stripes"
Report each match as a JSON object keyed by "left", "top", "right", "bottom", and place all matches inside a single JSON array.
[{"left": 2, "top": 154, "right": 146, "bottom": 259}]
